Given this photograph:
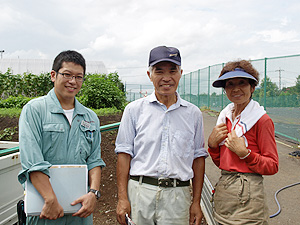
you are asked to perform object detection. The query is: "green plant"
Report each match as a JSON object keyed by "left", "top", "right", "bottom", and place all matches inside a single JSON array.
[
  {"left": 0, "top": 70, "right": 128, "bottom": 110},
  {"left": 21, "top": 72, "right": 53, "bottom": 97},
  {"left": 79, "top": 74, "right": 126, "bottom": 110},
  {"left": 0, "top": 127, "right": 18, "bottom": 141},
  {"left": 0, "top": 70, "right": 53, "bottom": 99},
  {"left": 0, "top": 108, "right": 22, "bottom": 117},
  {"left": 92, "top": 108, "right": 122, "bottom": 116},
  {"left": 0, "top": 96, "right": 34, "bottom": 108}
]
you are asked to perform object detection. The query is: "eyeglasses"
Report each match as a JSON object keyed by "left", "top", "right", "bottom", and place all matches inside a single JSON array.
[{"left": 57, "top": 72, "right": 85, "bottom": 82}]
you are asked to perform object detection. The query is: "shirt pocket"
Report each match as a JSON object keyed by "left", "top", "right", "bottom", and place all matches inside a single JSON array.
[
  {"left": 171, "top": 130, "right": 194, "bottom": 158},
  {"left": 42, "top": 123, "right": 65, "bottom": 159},
  {"left": 78, "top": 124, "right": 96, "bottom": 160},
  {"left": 79, "top": 124, "right": 96, "bottom": 143}
]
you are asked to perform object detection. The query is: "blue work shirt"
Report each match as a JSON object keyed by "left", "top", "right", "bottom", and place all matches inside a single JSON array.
[
  {"left": 18, "top": 88, "right": 105, "bottom": 184},
  {"left": 18, "top": 89, "right": 105, "bottom": 225},
  {"left": 115, "top": 92, "right": 208, "bottom": 181}
]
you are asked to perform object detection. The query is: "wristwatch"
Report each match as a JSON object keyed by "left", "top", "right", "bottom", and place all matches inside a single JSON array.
[{"left": 89, "top": 189, "right": 100, "bottom": 200}]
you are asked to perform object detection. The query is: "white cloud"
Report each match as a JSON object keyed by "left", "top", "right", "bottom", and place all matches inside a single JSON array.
[
  {"left": 5, "top": 49, "right": 48, "bottom": 59},
  {"left": 89, "top": 35, "right": 116, "bottom": 51},
  {"left": 1, "top": 0, "right": 300, "bottom": 84},
  {"left": 257, "top": 29, "right": 299, "bottom": 43}
]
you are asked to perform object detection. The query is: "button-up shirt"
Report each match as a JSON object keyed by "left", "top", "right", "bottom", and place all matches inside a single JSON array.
[
  {"left": 115, "top": 92, "right": 207, "bottom": 181},
  {"left": 18, "top": 88, "right": 105, "bottom": 184}
]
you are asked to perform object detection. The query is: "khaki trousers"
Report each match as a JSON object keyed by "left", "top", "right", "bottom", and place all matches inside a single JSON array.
[
  {"left": 213, "top": 171, "right": 269, "bottom": 225},
  {"left": 128, "top": 178, "right": 191, "bottom": 225}
]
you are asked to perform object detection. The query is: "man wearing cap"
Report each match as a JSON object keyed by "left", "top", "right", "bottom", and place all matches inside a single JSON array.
[{"left": 115, "top": 46, "right": 208, "bottom": 225}]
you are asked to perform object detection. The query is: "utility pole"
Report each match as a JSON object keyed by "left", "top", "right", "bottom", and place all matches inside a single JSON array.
[
  {"left": 0, "top": 50, "right": 4, "bottom": 59},
  {"left": 275, "top": 68, "right": 284, "bottom": 90}
]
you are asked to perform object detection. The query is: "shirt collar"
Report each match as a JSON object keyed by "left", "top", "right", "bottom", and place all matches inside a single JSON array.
[
  {"left": 48, "top": 88, "right": 87, "bottom": 115},
  {"left": 148, "top": 91, "right": 188, "bottom": 108}
]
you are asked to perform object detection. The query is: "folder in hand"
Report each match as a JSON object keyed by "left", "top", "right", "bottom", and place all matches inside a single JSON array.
[{"left": 24, "top": 165, "right": 88, "bottom": 216}]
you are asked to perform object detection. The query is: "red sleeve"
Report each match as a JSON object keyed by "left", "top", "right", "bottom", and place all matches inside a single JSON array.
[
  {"left": 208, "top": 146, "right": 221, "bottom": 168},
  {"left": 244, "top": 115, "right": 279, "bottom": 175}
]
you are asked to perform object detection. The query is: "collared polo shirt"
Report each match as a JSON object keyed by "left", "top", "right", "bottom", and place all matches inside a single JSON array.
[{"left": 115, "top": 92, "right": 207, "bottom": 181}]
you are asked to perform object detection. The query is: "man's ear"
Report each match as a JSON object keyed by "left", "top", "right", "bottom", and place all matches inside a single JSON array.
[
  {"left": 50, "top": 70, "right": 56, "bottom": 83},
  {"left": 147, "top": 71, "right": 152, "bottom": 81}
]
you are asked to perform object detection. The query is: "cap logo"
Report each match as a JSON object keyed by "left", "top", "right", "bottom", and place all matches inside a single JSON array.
[{"left": 169, "top": 53, "right": 178, "bottom": 57}]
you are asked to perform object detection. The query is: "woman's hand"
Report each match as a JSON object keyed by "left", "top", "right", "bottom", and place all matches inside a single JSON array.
[
  {"left": 225, "top": 130, "right": 248, "bottom": 158},
  {"left": 208, "top": 123, "right": 228, "bottom": 148}
]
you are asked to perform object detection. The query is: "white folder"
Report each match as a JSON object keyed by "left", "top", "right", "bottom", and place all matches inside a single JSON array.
[{"left": 24, "top": 165, "right": 88, "bottom": 216}]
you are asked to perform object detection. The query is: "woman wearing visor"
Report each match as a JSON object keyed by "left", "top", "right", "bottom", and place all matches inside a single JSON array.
[{"left": 208, "top": 60, "right": 278, "bottom": 225}]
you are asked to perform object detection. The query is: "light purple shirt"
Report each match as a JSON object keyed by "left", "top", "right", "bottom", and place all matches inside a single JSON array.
[{"left": 115, "top": 92, "right": 208, "bottom": 181}]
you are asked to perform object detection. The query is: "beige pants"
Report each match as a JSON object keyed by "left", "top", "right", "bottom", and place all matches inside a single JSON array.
[
  {"left": 213, "top": 171, "right": 269, "bottom": 225},
  {"left": 128, "top": 179, "right": 191, "bottom": 225}
]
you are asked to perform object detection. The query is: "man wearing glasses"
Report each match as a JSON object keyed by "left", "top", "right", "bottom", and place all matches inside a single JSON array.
[{"left": 18, "top": 50, "right": 105, "bottom": 225}]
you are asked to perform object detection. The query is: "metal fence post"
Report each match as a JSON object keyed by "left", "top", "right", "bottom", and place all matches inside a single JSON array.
[
  {"left": 183, "top": 74, "right": 186, "bottom": 99},
  {"left": 140, "top": 84, "right": 142, "bottom": 98},
  {"left": 190, "top": 72, "right": 192, "bottom": 102},
  {"left": 208, "top": 66, "right": 211, "bottom": 108},
  {"left": 264, "top": 58, "right": 267, "bottom": 108},
  {"left": 221, "top": 63, "right": 224, "bottom": 109},
  {"left": 198, "top": 69, "right": 200, "bottom": 107}
]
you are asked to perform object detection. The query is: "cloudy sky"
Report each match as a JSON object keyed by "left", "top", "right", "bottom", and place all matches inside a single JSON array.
[{"left": 1, "top": 0, "right": 300, "bottom": 85}]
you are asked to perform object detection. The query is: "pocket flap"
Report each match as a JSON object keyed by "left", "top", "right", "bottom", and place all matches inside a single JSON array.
[{"left": 43, "top": 123, "right": 65, "bottom": 132}]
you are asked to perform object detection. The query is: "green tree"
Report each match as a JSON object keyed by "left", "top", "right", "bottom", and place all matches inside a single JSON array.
[
  {"left": 79, "top": 74, "right": 126, "bottom": 110},
  {"left": 106, "top": 72, "right": 125, "bottom": 92},
  {"left": 253, "top": 76, "right": 279, "bottom": 98}
]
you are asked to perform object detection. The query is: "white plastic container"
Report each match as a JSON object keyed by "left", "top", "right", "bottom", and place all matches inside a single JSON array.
[{"left": 0, "top": 142, "right": 23, "bottom": 225}]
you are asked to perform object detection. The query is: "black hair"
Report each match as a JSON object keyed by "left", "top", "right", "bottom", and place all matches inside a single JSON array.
[{"left": 52, "top": 50, "right": 86, "bottom": 74}]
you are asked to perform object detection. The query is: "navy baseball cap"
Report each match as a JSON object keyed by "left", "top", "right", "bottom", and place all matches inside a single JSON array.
[
  {"left": 212, "top": 68, "right": 258, "bottom": 88},
  {"left": 148, "top": 46, "right": 181, "bottom": 67}
]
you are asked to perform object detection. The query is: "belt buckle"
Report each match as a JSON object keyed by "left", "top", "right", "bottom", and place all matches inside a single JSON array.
[{"left": 158, "top": 178, "right": 172, "bottom": 187}]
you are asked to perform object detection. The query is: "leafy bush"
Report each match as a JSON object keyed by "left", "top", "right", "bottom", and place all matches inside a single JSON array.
[
  {"left": 79, "top": 74, "right": 126, "bottom": 110},
  {"left": 0, "top": 70, "right": 53, "bottom": 98},
  {"left": 21, "top": 72, "right": 53, "bottom": 97},
  {"left": 0, "top": 69, "right": 127, "bottom": 110},
  {"left": 0, "top": 96, "right": 34, "bottom": 108},
  {"left": 0, "top": 127, "right": 18, "bottom": 141},
  {"left": 92, "top": 108, "right": 122, "bottom": 115}
]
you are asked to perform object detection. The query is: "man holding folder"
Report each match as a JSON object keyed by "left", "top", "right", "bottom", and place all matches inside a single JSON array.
[{"left": 18, "top": 50, "right": 105, "bottom": 224}]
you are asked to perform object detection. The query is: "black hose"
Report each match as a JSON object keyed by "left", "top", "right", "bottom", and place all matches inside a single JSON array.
[{"left": 270, "top": 181, "right": 300, "bottom": 218}]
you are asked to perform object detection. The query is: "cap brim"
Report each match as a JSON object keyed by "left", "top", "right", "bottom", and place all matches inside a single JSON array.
[
  {"left": 149, "top": 58, "right": 181, "bottom": 67},
  {"left": 212, "top": 70, "right": 258, "bottom": 88}
]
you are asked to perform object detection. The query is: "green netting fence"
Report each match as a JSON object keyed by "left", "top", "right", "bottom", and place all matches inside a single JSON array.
[{"left": 125, "top": 54, "right": 300, "bottom": 143}]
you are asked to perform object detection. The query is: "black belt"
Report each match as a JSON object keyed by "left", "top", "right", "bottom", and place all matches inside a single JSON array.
[{"left": 130, "top": 176, "right": 190, "bottom": 188}]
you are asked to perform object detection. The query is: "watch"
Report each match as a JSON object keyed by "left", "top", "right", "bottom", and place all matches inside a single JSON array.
[{"left": 89, "top": 189, "right": 100, "bottom": 200}]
